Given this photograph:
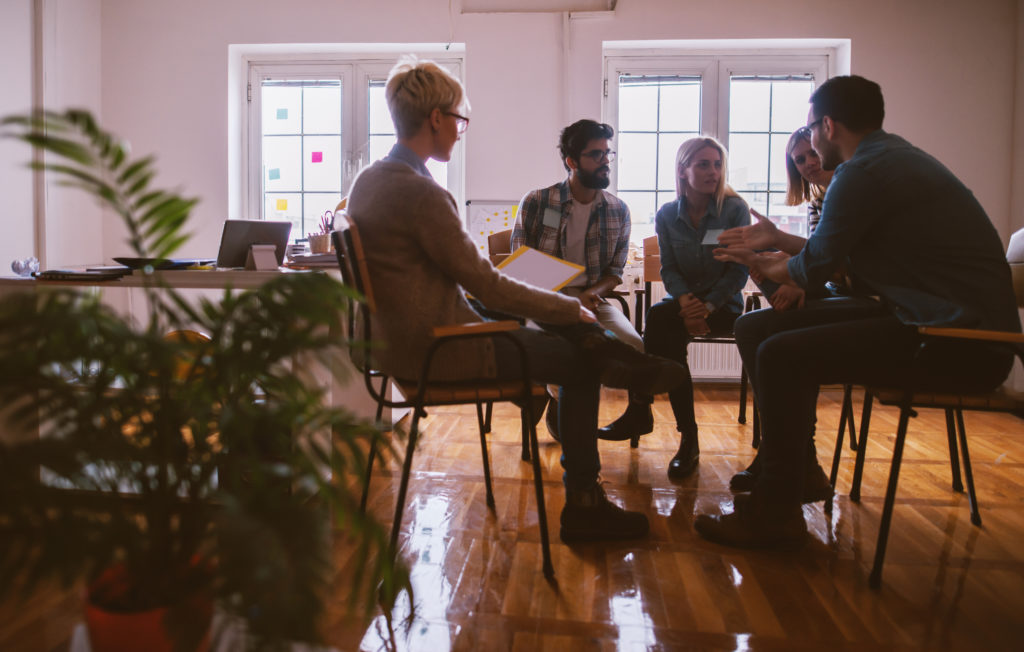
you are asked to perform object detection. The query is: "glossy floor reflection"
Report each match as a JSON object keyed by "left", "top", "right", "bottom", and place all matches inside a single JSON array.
[
  {"left": 332, "top": 385, "right": 1024, "bottom": 651},
  {"left": 3, "top": 385, "right": 1022, "bottom": 650}
]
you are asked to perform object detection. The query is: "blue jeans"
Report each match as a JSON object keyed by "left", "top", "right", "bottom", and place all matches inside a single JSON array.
[
  {"left": 492, "top": 325, "right": 601, "bottom": 492},
  {"left": 735, "top": 297, "right": 1013, "bottom": 508}
]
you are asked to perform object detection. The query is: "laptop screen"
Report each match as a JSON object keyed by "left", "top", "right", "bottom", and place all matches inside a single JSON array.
[{"left": 215, "top": 220, "right": 292, "bottom": 268}]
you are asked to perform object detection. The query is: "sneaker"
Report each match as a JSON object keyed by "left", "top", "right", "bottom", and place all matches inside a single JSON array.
[
  {"left": 667, "top": 433, "right": 700, "bottom": 480},
  {"left": 598, "top": 401, "right": 654, "bottom": 441},
  {"left": 545, "top": 397, "right": 561, "bottom": 443},
  {"left": 578, "top": 331, "right": 687, "bottom": 395},
  {"left": 729, "top": 455, "right": 833, "bottom": 504},
  {"left": 560, "top": 483, "right": 650, "bottom": 543},
  {"left": 694, "top": 493, "right": 807, "bottom": 549}
]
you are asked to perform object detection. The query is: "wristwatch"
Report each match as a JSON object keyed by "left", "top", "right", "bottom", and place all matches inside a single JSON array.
[{"left": 703, "top": 301, "right": 715, "bottom": 317}]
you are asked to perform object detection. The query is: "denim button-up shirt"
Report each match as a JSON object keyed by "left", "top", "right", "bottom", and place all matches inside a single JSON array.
[
  {"left": 656, "top": 195, "right": 751, "bottom": 313},
  {"left": 789, "top": 130, "right": 1020, "bottom": 331}
]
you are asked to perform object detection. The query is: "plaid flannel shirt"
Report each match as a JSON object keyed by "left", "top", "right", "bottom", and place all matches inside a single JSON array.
[{"left": 511, "top": 180, "right": 631, "bottom": 287}]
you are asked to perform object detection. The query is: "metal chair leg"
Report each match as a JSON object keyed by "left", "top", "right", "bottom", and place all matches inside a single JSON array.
[
  {"left": 954, "top": 409, "right": 982, "bottom": 527},
  {"left": 829, "top": 403, "right": 847, "bottom": 489},
  {"left": 526, "top": 408, "right": 555, "bottom": 581},
  {"left": 738, "top": 365, "right": 748, "bottom": 425},
  {"left": 390, "top": 407, "right": 424, "bottom": 556},
  {"left": 850, "top": 392, "right": 874, "bottom": 503},
  {"left": 869, "top": 398, "right": 913, "bottom": 589},
  {"left": 484, "top": 401, "right": 493, "bottom": 434},
  {"left": 359, "top": 395, "right": 388, "bottom": 513},
  {"left": 842, "top": 384, "right": 858, "bottom": 451},
  {"left": 521, "top": 412, "right": 531, "bottom": 461},
  {"left": 476, "top": 402, "right": 496, "bottom": 510},
  {"left": 944, "top": 409, "right": 964, "bottom": 493}
]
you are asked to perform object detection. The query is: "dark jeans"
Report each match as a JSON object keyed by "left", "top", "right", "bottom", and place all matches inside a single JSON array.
[
  {"left": 644, "top": 298, "right": 739, "bottom": 436},
  {"left": 491, "top": 324, "right": 602, "bottom": 493},
  {"left": 735, "top": 297, "right": 1014, "bottom": 508}
]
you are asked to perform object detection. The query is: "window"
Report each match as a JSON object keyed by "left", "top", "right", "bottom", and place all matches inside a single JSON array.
[
  {"left": 605, "top": 49, "right": 833, "bottom": 241},
  {"left": 243, "top": 55, "right": 464, "bottom": 239}
]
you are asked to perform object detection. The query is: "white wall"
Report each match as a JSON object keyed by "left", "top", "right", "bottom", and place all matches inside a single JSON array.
[
  {"left": 0, "top": 1, "right": 35, "bottom": 272},
  {"left": 83, "top": 0, "right": 1019, "bottom": 260}
]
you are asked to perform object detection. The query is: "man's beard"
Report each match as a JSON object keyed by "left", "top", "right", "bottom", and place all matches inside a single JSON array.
[
  {"left": 817, "top": 141, "right": 842, "bottom": 171},
  {"left": 577, "top": 165, "right": 610, "bottom": 190}
]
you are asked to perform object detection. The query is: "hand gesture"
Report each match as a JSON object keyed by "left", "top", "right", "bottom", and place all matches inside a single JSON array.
[
  {"left": 717, "top": 209, "right": 780, "bottom": 251},
  {"left": 579, "top": 287, "right": 604, "bottom": 312},
  {"left": 677, "top": 293, "right": 707, "bottom": 320},
  {"left": 769, "top": 284, "right": 806, "bottom": 312},
  {"left": 578, "top": 303, "right": 597, "bottom": 323}
]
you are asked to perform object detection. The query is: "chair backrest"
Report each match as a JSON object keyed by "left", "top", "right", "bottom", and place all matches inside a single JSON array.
[
  {"left": 331, "top": 212, "right": 377, "bottom": 315},
  {"left": 643, "top": 235, "right": 662, "bottom": 284},
  {"left": 488, "top": 229, "right": 513, "bottom": 266}
]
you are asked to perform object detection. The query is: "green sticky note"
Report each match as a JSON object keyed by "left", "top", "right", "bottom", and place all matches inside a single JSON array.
[{"left": 276, "top": 108, "right": 288, "bottom": 120}]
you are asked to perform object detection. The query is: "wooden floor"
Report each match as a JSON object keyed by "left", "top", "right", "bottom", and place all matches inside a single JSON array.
[{"left": 4, "top": 385, "right": 1024, "bottom": 650}]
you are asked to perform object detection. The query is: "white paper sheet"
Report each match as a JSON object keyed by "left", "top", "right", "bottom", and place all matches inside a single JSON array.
[
  {"left": 701, "top": 229, "right": 724, "bottom": 245},
  {"left": 496, "top": 246, "right": 584, "bottom": 291}
]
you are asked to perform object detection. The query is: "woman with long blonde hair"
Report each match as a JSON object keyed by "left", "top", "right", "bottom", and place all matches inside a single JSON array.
[{"left": 643, "top": 137, "right": 750, "bottom": 479}]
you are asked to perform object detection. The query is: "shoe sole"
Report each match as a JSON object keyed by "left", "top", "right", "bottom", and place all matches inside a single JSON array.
[{"left": 597, "top": 425, "right": 654, "bottom": 441}]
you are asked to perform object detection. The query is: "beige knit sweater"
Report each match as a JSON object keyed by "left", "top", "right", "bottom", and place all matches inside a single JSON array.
[{"left": 347, "top": 160, "right": 580, "bottom": 381}]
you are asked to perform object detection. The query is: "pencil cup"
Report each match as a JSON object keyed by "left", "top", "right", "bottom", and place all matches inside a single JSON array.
[{"left": 308, "top": 233, "right": 331, "bottom": 254}]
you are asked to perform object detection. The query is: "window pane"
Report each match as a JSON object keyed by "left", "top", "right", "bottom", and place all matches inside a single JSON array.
[
  {"left": 263, "top": 136, "right": 301, "bottom": 192},
  {"left": 619, "top": 191, "right": 656, "bottom": 238},
  {"left": 426, "top": 159, "right": 448, "bottom": 187},
  {"left": 659, "top": 81, "right": 701, "bottom": 132},
  {"left": 265, "top": 192, "right": 302, "bottom": 235},
  {"left": 303, "top": 135, "right": 342, "bottom": 192},
  {"left": 304, "top": 193, "right": 342, "bottom": 238},
  {"left": 262, "top": 85, "right": 301, "bottom": 135},
  {"left": 618, "top": 80, "right": 658, "bottom": 131},
  {"left": 369, "top": 134, "right": 396, "bottom": 163},
  {"left": 768, "top": 132, "right": 791, "bottom": 193},
  {"left": 368, "top": 81, "right": 393, "bottom": 134},
  {"left": 737, "top": 190, "right": 768, "bottom": 217},
  {"left": 771, "top": 80, "right": 816, "bottom": 134},
  {"left": 303, "top": 84, "right": 342, "bottom": 134},
  {"left": 729, "top": 80, "right": 770, "bottom": 132},
  {"left": 657, "top": 133, "right": 688, "bottom": 191},
  {"left": 617, "top": 133, "right": 657, "bottom": 190},
  {"left": 729, "top": 133, "right": 769, "bottom": 192}
]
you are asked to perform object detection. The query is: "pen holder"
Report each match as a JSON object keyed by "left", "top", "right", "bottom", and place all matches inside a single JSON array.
[{"left": 308, "top": 233, "right": 332, "bottom": 254}]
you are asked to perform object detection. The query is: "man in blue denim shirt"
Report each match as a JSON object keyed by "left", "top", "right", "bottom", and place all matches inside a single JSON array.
[{"left": 699, "top": 75, "right": 1020, "bottom": 548}]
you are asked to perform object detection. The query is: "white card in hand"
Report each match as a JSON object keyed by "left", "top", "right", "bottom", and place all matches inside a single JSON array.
[{"left": 702, "top": 229, "right": 724, "bottom": 245}]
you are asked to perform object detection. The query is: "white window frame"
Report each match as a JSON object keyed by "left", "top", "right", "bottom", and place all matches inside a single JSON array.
[
  {"left": 239, "top": 51, "right": 465, "bottom": 223},
  {"left": 603, "top": 45, "right": 839, "bottom": 198}
]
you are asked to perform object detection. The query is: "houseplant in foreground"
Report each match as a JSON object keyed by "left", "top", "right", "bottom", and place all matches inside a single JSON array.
[{"left": 0, "top": 110, "right": 411, "bottom": 650}]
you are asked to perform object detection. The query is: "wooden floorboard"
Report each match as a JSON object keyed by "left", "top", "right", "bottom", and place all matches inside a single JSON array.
[{"left": 3, "top": 385, "right": 1023, "bottom": 650}]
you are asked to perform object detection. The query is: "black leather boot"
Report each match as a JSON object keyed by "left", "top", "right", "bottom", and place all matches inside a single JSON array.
[
  {"left": 668, "top": 431, "right": 700, "bottom": 479},
  {"left": 560, "top": 483, "right": 650, "bottom": 543},
  {"left": 598, "top": 395, "right": 653, "bottom": 443}
]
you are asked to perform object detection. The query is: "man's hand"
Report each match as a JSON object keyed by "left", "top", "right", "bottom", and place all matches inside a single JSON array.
[
  {"left": 684, "top": 315, "right": 710, "bottom": 336},
  {"left": 717, "top": 210, "right": 780, "bottom": 250},
  {"left": 714, "top": 247, "right": 794, "bottom": 286},
  {"left": 677, "top": 293, "right": 707, "bottom": 320},
  {"left": 769, "top": 284, "right": 806, "bottom": 312},
  {"left": 578, "top": 287, "right": 605, "bottom": 313}
]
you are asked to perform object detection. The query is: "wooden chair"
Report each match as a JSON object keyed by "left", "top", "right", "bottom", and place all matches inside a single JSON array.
[
  {"left": 829, "top": 231, "right": 1024, "bottom": 588},
  {"left": 331, "top": 217, "right": 557, "bottom": 579},
  {"left": 638, "top": 235, "right": 756, "bottom": 446}
]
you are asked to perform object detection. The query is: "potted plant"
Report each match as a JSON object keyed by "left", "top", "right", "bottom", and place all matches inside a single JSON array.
[{"left": 0, "top": 110, "right": 411, "bottom": 650}]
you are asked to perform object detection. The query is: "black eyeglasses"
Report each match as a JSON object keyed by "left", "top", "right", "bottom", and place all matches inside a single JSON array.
[
  {"left": 444, "top": 111, "right": 470, "bottom": 134},
  {"left": 806, "top": 118, "right": 823, "bottom": 132},
  {"left": 580, "top": 149, "right": 616, "bottom": 163}
]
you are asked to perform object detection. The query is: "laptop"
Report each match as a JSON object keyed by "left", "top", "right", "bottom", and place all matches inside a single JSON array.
[{"left": 215, "top": 220, "right": 292, "bottom": 269}]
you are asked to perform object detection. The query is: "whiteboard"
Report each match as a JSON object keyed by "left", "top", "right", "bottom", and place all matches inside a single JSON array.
[{"left": 465, "top": 200, "right": 519, "bottom": 254}]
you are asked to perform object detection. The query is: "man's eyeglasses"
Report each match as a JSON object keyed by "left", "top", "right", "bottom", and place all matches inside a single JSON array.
[
  {"left": 445, "top": 111, "right": 470, "bottom": 134},
  {"left": 580, "top": 149, "right": 616, "bottom": 163},
  {"left": 806, "top": 118, "right": 823, "bottom": 132}
]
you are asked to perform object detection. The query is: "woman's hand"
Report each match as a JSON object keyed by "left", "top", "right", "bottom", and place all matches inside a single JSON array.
[
  {"left": 677, "top": 293, "right": 707, "bottom": 320},
  {"left": 684, "top": 315, "right": 710, "bottom": 336},
  {"left": 717, "top": 210, "right": 780, "bottom": 250},
  {"left": 769, "top": 284, "right": 806, "bottom": 312},
  {"left": 578, "top": 303, "right": 597, "bottom": 323}
]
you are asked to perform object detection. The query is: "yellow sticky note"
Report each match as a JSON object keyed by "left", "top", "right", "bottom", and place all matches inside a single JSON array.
[{"left": 276, "top": 199, "right": 288, "bottom": 211}]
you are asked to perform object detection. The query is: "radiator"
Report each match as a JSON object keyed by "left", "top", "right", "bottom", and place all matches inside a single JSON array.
[{"left": 644, "top": 281, "right": 743, "bottom": 382}]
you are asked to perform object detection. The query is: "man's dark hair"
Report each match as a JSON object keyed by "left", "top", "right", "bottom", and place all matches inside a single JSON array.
[
  {"left": 809, "top": 75, "right": 885, "bottom": 133},
  {"left": 559, "top": 119, "right": 614, "bottom": 171}
]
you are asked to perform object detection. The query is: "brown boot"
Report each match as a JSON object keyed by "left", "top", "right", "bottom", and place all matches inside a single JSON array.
[
  {"left": 730, "top": 456, "right": 834, "bottom": 504},
  {"left": 560, "top": 484, "right": 649, "bottom": 543},
  {"left": 694, "top": 493, "right": 807, "bottom": 549}
]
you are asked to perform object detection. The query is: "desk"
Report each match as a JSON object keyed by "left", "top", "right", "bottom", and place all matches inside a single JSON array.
[{"left": 0, "top": 269, "right": 405, "bottom": 446}]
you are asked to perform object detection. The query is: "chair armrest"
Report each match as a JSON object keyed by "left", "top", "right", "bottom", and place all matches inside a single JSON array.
[
  {"left": 918, "top": 326, "right": 1024, "bottom": 344},
  {"left": 432, "top": 320, "right": 519, "bottom": 338}
]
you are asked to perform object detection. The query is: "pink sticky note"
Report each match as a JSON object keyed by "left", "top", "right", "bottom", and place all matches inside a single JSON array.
[{"left": 311, "top": 151, "right": 323, "bottom": 163}]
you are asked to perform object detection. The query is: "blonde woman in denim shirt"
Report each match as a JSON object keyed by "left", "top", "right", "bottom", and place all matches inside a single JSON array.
[{"left": 642, "top": 137, "right": 750, "bottom": 479}]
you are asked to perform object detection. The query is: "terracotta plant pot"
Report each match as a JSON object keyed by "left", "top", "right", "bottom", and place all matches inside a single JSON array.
[{"left": 84, "top": 563, "right": 213, "bottom": 652}]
